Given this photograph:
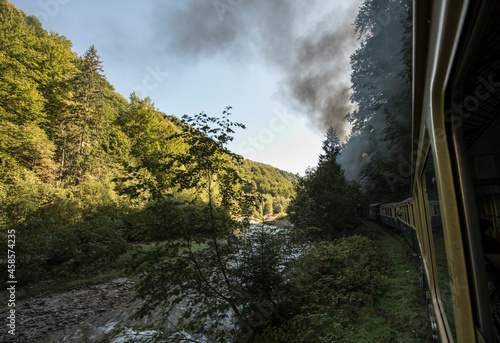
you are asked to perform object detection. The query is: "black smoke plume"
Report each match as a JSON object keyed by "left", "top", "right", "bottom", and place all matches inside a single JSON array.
[{"left": 151, "top": 0, "right": 359, "bottom": 139}]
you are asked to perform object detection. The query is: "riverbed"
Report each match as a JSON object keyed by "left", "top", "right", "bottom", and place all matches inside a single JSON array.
[{"left": 0, "top": 224, "right": 291, "bottom": 342}]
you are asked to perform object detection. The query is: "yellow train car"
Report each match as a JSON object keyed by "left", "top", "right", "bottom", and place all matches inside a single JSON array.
[
  {"left": 413, "top": 0, "right": 500, "bottom": 342},
  {"left": 395, "top": 198, "right": 420, "bottom": 250},
  {"left": 380, "top": 202, "right": 399, "bottom": 228}
]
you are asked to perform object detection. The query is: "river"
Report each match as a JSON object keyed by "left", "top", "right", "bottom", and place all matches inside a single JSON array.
[{"left": 39, "top": 223, "right": 297, "bottom": 342}]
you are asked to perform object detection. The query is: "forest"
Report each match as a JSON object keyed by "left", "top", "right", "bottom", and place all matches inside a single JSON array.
[
  {"left": 0, "top": 0, "right": 298, "bottom": 283},
  {"left": 339, "top": 0, "right": 412, "bottom": 203},
  {"left": 0, "top": 0, "right": 430, "bottom": 342}
]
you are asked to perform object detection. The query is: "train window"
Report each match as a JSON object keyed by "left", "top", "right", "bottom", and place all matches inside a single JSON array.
[
  {"left": 410, "top": 204, "right": 414, "bottom": 227},
  {"left": 423, "top": 153, "right": 456, "bottom": 341}
]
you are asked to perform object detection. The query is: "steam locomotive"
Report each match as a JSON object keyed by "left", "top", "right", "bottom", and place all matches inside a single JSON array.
[{"left": 373, "top": 1, "right": 500, "bottom": 342}]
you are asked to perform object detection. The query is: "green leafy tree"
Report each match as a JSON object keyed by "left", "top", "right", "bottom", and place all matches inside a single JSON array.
[
  {"left": 118, "top": 93, "right": 186, "bottom": 196},
  {"left": 236, "top": 159, "right": 298, "bottom": 199},
  {"left": 0, "top": 1, "right": 45, "bottom": 126},
  {"left": 134, "top": 109, "right": 292, "bottom": 341},
  {"left": 0, "top": 2, "right": 73, "bottom": 182},
  {"left": 1, "top": 122, "right": 57, "bottom": 182},
  {"left": 0, "top": 2, "right": 138, "bottom": 285},
  {"left": 263, "top": 197, "right": 273, "bottom": 215},
  {"left": 273, "top": 196, "right": 287, "bottom": 214}
]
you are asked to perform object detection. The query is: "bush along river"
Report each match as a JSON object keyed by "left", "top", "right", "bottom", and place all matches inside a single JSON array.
[
  {"left": 1, "top": 222, "right": 434, "bottom": 342},
  {"left": 1, "top": 224, "right": 294, "bottom": 343}
]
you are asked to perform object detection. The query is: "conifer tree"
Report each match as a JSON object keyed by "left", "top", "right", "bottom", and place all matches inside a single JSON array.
[
  {"left": 289, "top": 128, "right": 361, "bottom": 240},
  {"left": 58, "top": 45, "right": 105, "bottom": 185}
]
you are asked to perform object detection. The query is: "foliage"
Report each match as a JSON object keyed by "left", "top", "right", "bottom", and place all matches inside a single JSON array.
[
  {"left": 251, "top": 193, "right": 290, "bottom": 220},
  {"left": 0, "top": 170, "right": 127, "bottom": 283},
  {"left": 57, "top": 45, "right": 107, "bottom": 186},
  {"left": 0, "top": 2, "right": 292, "bottom": 289},
  {"left": 288, "top": 128, "right": 362, "bottom": 240},
  {"left": 131, "top": 111, "right": 296, "bottom": 341},
  {"left": 237, "top": 159, "right": 298, "bottom": 198},
  {"left": 134, "top": 227, "right": 293, "bottom": 342},
  {"left": 300, "top": 236, "right": 387, "bottom": 299},
  {"left": 340, "top": 0, "right": 412, "bottom": 201},
  {"left": 260, "top": 221, "right": 433, "bottom": 343},
  {"left": 262, "top": 234, "right": 387, "bottom": 342},
  {"left": 236, "top": 159, "right": 297, "bottom": 220},
  {"left": 0, "top": 4, "right": 129, "bottom": 281}
]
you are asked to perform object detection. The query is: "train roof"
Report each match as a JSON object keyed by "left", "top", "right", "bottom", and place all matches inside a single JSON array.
[
  {"left": 396, "top": 197, "right": 412, "bottom": 205},
  {"left": 380, "top": 202, "right": 400, "bottom": 207},
  {"left": 369, "top": 197, "right": 412, "bottom": 208},
  {"left": 377, "top": 198, "right": 412, "bottom": 207}
]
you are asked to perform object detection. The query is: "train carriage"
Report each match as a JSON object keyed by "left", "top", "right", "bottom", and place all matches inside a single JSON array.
[
  {"left": 411, "top": 0, "right": 500, "bottom": 342},
  {"left": 395, "top": 198, "right": 420, "bottom": 251},
  {"left": 368, "top": 202, "right": 383, "bottom": 222},
  {"left": 380, "top": 202, "right": 399, "bottom": 229}
]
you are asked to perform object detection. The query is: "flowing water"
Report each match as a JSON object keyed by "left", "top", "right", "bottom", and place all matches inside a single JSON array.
[{"left": 44, "top": 224, "right": 298, "bottom": 342}]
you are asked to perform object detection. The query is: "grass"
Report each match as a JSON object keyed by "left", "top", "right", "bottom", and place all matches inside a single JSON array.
[{"left": 346, "top": 221, "right": 433, "bottom": 343}]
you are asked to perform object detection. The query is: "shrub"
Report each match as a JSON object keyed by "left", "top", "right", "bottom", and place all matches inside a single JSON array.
[
  {"left": 312, "top": 235, "right": 386, "bottom": 298},
  {"left": 0, "top": 174, "right": 129, "bottom": 283},
  {"left": 261, "top": 235, "right": 388, "bottom": 342}
]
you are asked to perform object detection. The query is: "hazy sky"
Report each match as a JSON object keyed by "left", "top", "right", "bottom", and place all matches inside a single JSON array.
[{"left": 11, "top": 0, "right": 360, "bottom": 175}]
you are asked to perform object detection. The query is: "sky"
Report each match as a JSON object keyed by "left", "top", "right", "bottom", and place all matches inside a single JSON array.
[{"left": 11, "top": 0, "right": 360, "bottom": 175}]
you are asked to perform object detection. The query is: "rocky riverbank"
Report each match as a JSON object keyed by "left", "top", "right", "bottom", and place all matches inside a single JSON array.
[{"left": 0, "top": 278, "right": 136, "bottom": 343}]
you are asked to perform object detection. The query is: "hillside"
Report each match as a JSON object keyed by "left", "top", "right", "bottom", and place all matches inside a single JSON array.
[
  {"left": 0, "top": 3, "right": 433, "bottom": 343},
  {"left": 0, "top": 0, "right": 295, "bottom": 202},
  {"left": 0, "top": 1, "right": 296, "bottom": 285},
  {"left": 237, "top": 159, "right": 297, "bottom": 198},
  {"left": 237, "top": 159, "right": 298, "bottom": 218}
]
